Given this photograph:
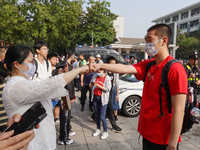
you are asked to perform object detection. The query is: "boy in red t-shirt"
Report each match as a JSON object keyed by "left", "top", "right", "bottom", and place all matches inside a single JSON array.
[
  {"left": 89, "top": 24, "right": 188, "bottom": 150},
  {"left": 90, "top": 69, "right": 111, "bottom": 140}
]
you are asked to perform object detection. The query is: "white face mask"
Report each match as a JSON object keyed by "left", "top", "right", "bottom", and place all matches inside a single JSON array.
[
  {"left": 145, "top": 38, "right": 163, "bottom": 57},
  {"left": 18, "top": 63, "right": 36, "bottom": 78}
]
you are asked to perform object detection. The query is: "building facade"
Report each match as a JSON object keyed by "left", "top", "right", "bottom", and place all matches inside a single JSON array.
[
  {"left": 152, "top": 2, "right": 200, "bottom": 35},
  {"left": 113, "top": 15, "right": 124, "bottom": 37}
]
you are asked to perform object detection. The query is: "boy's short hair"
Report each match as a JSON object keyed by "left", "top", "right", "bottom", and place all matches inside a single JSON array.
[
  {"left": 33, "top": 41, "right": 48, "bottom": 52},
  {"left": 106, "top": 56, "right": 116, "bottom": 63},
  {"left": 147, "top": 24, "right": 172, "bottom": 47},
  {"left": 47, "top": 53, "right": 58, "bottom": 60}
]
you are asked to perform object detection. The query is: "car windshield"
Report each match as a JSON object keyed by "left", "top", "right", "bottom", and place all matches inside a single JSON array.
[{"left": 119, "top": 74, "right": 139, "bottom": 82}]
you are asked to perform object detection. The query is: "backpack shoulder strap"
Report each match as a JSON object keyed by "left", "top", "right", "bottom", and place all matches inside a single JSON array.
[
  {"left": 44, "top": 59, "right": 49, "bottom": 72},
  {"left": 159, "top": 59, "right": 181, "bottom": 117},
  {"left": 32, "top": 60, "right": 38, "bottom": 79},
  {"left": 143, "top": 60, "right": 156, "bottom": 82}
]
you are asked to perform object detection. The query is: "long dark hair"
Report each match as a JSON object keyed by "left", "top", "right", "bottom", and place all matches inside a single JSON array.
[
  {"left": 4, "top": 45, "right": 32, "bottom": 73},
  {"left": 0, "top": 62, "right": 9, "bottom": 84}
]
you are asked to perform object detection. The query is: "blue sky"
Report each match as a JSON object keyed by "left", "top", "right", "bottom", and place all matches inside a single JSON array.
[{"left": 97, "top": 0, "right": 200, "bottom": 38}]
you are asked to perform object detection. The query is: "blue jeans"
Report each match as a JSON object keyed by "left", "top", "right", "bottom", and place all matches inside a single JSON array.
[{"left": 93, "top": 95, "right": 108, "bottom": 132}]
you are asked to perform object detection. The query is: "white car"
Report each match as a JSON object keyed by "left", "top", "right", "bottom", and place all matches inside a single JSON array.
[{"left": 118, "top": 74, "right": 143, "bottom": 117}]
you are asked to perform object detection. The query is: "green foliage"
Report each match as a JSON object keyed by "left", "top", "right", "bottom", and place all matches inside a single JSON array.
[
  {"left": 176, "top": 37, "right": 200, "bottom": 60},
  {"left": 0, "top": 0, "right": 26, "bottom": 45},
  {"left": 176, "top": 28, "right": 186, "bottom": 44},
  {"left": 0, "top": 0, "right": 117, "bottom": 54},
  {"left": 79, "top": 0, "right": 118, "bottom": 46}
]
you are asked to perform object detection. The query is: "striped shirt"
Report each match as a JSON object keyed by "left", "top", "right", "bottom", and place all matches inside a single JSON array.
[{"left": 0, "top": 83, "right": 8, "bottom": 127}]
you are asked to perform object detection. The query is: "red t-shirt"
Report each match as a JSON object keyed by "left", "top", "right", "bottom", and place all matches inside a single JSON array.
[
  {"left": 94, "top": 75, "right": 107, "bottom": 96},
  {"left": 133, "top": 55, "right": 188, "bottom": 145}
]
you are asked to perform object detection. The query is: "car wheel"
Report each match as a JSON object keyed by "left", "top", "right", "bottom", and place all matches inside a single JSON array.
[{"left": 122, "top": 96, "right": 141, "bottom": 117}]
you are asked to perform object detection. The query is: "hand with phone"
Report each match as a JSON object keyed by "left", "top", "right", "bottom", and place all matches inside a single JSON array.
[
  {"left": 0, "top": 114, "right": 36, "bottom": 150},
  {"left": 3, "top": 101, "right": 46, "bottom": 137}
]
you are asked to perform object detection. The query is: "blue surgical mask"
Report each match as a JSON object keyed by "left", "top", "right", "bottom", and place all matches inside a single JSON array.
[
  {"left": 18, "top": 63, "right": 36, "bottom": 78},
  {"left": 145, "top": 38, "right": 163, "bottom": 57},
  {"left": 97, "top": 73, "right": 103, "bottom": 77}
]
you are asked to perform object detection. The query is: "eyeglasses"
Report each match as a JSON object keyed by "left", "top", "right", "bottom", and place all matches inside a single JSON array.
[{"left": 40, "top": 48, "right": 49, "bottom": 51}]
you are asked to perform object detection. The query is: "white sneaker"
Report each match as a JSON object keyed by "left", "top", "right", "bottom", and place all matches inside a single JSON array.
[
  {"left": 65, "top": 139, "right": 74, "bottom": 145},
  {"left": 92, "top": 129, "right": 101, "bottom": 137},
  {"left": 55, "top": 120, "right": 60, "bottom": 125},
  {"left": 69, "top": 131, "right": 76, "bottom": 136},
  {"left": 101, "top": 132, "right": 108, "bottom": 140}
]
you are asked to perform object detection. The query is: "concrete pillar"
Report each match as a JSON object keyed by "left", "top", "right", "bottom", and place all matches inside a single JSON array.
[
  {"left": 125, "top": 49, "right": 130, "bottom": 53},
  {"left": 178, "top": 13, "right": 181, "bottom": 22},
  {"left": 118, "top": 48, "right": 121, "bottom": 53},
  {"left": 187, "top": 22, "right": 190, "bottom": 36},
  {"left": 170, "top": 16, "right": 172, "bottom": 23},
  {"left": 188, "top": 9, "right": 191, "bottom": 19}
]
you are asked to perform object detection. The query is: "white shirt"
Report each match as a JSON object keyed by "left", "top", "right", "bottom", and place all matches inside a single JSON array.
[
  {"left": 3, "top": 75, "right": 67, "bottom": 150},
  {"left": 33, "top": 58, "right": 52, "bottom": 81}
]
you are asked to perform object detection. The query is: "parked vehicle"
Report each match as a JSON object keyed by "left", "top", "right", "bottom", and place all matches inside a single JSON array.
[
  {"left": 75, "top": 46, "right": 127, "bottom": 64},
  {"left": 118, "top": 74, "right": 143, "bottom": 117}
]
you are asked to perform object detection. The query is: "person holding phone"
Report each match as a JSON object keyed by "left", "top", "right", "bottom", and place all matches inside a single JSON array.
[
  {"left": 90, "top": 69, "right": 111, "bottom": 140},
  {"left": 0, "top": 114, "right": 38, "bottom": 150},
  {"left": 1, "top": 45, "right": 88, "bottom": 150}
]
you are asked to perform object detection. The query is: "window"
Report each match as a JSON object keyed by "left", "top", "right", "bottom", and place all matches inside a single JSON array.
[
  {"left": 180, "top": 23, "right": 187, "bottom": 30},
  {"left": 165, "top": 18, "right": 170, "bottom": 23},
  {"left": 191, "top": 7, "right": 200, "bottom": 16},
  {"left": 172, "top": 15, "right": 179, "bottom": 22},
  {"left": 190, "top": 20, "right": 199, "bottom": 28},
  {"left": 181, "top": 12, "right": 188, "bottom": 19}
]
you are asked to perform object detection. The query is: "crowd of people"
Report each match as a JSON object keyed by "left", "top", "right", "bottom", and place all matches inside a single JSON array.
[{"left": 0, "top": 23, "right": 199, "bottom": 150}]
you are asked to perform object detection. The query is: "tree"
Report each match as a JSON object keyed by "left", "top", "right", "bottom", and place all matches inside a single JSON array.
[
  {"left": 0, "top": 0, "right": 117, "bottom": 54},
  {"left": 176, "top": 37, "right": 200, "bottom": 60},
  {"left": 20, "top": 0, "right": 84, "bottom": 54},
  {"left": 79, "top": 0, "right": 118, "bottom": 46},
  {"left": 176, "top": 28, "right": 186, "bottom": 44},
  {"left": 46, "top": 0, "right": 84, "bottom": 54},
  {"left": 0, "top": 0, "right": 27, "bottom": 46}
]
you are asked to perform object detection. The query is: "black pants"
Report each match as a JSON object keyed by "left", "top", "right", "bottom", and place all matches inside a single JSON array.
[
  {"left": 80, "top": 85, "right": 92, "bottom": 107},
  {"left": 106, "top": 97, "right": 117, "bottom": 128},
  {"left": 59, "top": 108, "right": 71, "bottom": 141},
  {"left": 143, "top": 138, "right": 179, "bottom": 150},
  {"left": 76, "top": 77, "right": 81, "bottom": 91}
]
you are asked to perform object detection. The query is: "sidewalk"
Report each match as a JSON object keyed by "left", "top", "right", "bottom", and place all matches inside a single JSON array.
[{"left": 56, "top": 91, "right": 200, "bottom": 150}]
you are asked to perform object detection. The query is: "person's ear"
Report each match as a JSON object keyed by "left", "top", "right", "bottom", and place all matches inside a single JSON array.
[
  {"left": 13, "top": 61, "right": 21, "bottom": 69},
  {"left": 36, "top": 48, "right": 40, "bottom": 54},
  {"left": 162, "top": 37, "right": 168, "bottom": 46}
]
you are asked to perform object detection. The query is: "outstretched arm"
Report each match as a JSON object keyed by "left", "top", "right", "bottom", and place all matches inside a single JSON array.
[
  {"left": 90, "top": 63, "right": 137, "bottom": 74},
  {"left": 63, "top": 65, "right": 88, "bottom": 84}
]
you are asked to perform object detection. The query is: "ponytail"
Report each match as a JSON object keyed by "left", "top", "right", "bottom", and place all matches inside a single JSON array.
[{"left": 0, "top": 62, "right": 9, "bottom": 84}]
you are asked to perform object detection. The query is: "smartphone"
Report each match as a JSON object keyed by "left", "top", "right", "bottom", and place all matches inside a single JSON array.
[
  {"left": 3, "top": 101, "right": 47, "bottom": 136},
  {"left": 63, "top": 54, "right": 68, "bottom": 72}
]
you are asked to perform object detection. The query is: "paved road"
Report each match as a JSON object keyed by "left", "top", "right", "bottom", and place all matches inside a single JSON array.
[{"left": 55, "top": 91, "right": 200, "bottom": 150}]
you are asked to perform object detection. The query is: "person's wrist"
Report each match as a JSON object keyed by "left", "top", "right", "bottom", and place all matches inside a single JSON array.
[{"left": 167, "top": 142, "right": 177, "bottom": 150}]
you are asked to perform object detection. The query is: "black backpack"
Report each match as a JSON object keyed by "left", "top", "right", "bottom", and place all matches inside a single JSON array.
[
  {"left": 143, "top": 59, "right": 193, "bottom": 134},
  {"left": 33, "top": 59, "right": 49, "bottom": 79}
]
